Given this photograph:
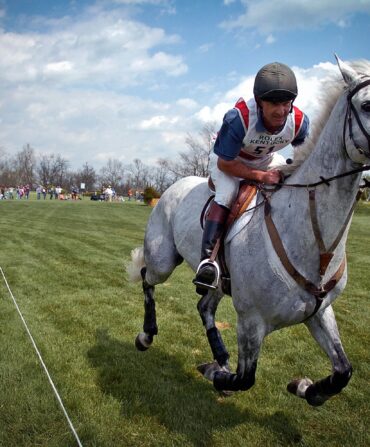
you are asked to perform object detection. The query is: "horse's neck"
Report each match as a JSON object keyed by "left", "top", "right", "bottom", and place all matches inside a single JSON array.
[{"left": 279, "top": 94, "right": 361, "bottom": 247}]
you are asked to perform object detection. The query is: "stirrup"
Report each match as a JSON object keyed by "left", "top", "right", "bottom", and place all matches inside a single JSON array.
[{"left": 193, "top": 259, "right": 221, "bottom": 291}]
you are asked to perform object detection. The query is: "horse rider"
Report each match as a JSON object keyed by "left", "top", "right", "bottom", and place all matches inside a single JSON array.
[{"left": 193, "top": 61, "right": 310, "bottom": 294}]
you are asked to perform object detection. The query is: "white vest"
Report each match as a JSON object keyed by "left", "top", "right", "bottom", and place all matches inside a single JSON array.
[{"left": 234, "top": 98, "right": 304, "bottom": 159}]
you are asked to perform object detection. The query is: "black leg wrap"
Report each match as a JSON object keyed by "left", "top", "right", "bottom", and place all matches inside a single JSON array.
[
  {"left": 142, "top": 280, "right": 158, "bottom": 336},
  {"left": 140, "top": 267, "right": 146, "bottom": 280},
  {"left": 143, "top": 299, "right": 158, "bottom": 335},
  {"left": 213, "top": 362, "right": 256, "bottom": 392},
  {"left": 206, "top": 327, "right": 229, "bottom": 366},
  {"left": 305, "top": 366, "right": 353, "bottom": 406},
  {"left": 213, "top": 371, "right": 255, "bottom": 392}
]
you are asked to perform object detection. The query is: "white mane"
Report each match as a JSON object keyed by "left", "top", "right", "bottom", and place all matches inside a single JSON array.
[{"left": 290, "top": 59, "right": 370, "bottom": 169}]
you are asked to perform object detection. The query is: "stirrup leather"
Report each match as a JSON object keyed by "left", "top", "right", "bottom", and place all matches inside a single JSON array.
[{"left": 193, "top": 259, "right": 221, "bottom": 290}]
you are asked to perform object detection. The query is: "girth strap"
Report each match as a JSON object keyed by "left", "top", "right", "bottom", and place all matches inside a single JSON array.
[{"left": 264, "top": 200, "right": 346, "bottom": 308}]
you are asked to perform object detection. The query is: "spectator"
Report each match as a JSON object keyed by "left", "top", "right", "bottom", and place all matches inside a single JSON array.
[
  {"left": 55, "top": 186, "right": 62, "bottom": 199},
  {"left": 71, "top": 186, "right": 78, "bottom": 200},
  {"left": 104, "top": 186, "right": 113, "bottom": 202},
  {"left": 36, "top": 185, "right": 42, "bottom": 200}
]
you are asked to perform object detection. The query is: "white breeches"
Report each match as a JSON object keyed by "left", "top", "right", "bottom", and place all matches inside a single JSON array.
[{"left": 209, "top": 152, "right": 286, "bottom": 208}]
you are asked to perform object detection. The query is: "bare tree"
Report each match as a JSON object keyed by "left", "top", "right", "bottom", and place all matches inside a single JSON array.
[
  {"left": 37, "top": 154, "right": 69, "bottom": 186},
  {"left": 152, "top": 159, "right": 174, "bottom": 193},
  {"left": 13, "top": 144, "right": 36, "bottom": 186},
  {"left": 99, "top": 158, "right": 125, "bottom": 190},
  {"left": 127, "top": 158, "right": 151, "bottom": 190},
  {"left": 0, "top": 147, "right": 17, "bottom": 186},
  {"left": 75, "top": 162, "right": 97, "bottom": 192},
  {"left": 163, "top": 123, "right": 217, "bottom": 179}
]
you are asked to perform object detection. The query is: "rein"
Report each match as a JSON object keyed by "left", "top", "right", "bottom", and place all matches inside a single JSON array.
[{"left": 276, "top": 164, "right": 370, "bottom": 189}]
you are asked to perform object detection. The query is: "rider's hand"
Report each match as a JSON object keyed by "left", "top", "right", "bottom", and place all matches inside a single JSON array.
[{"left": 262, "top": 169, "right": 281, "bottom": 185}]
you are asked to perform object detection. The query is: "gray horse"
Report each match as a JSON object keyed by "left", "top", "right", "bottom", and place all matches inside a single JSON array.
[{"left": 127, "top": 56, "right": 370, "bottom": 406}]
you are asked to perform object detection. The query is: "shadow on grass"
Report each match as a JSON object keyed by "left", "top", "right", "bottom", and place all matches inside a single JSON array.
[{"left": 87, "top": 329, "right": 302, "bottom": 446}]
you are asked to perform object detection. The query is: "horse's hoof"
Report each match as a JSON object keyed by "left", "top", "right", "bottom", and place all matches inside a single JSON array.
[
  {"left": 197, "top": 361, "right": 219, "bottom": 381},
  {"left": 197, "top": 362, "right": 234, "bottom": 396},
  {"left": 287, "top": 377, "right": 313, "bottom": 398},
  {"left": 218, "top": 389, "right": 234, "bottom": 397},
  {"left": 135, "top": 332, "right": 153, "bottom": 351},
  {"left": 197, "top": 361, "right": 231, "bottom": 379}
]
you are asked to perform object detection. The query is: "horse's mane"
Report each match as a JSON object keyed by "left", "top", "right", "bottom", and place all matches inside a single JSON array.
[{"left": 290, "top": 59, "right": 370, "bottom": 169}]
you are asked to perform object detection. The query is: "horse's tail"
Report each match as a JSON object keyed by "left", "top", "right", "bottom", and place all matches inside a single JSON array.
[{"left": 126, "top": 246, "right": 145, "bottom": 282}]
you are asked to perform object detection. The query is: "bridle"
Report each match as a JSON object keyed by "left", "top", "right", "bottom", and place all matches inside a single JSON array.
[{"left": 344, "top": 78, "right": 370, "bottom": 158}]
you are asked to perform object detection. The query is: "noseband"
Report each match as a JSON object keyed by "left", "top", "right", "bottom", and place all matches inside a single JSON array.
[{"left": 344, "top": 78, "right": 370, "bottom": 157}]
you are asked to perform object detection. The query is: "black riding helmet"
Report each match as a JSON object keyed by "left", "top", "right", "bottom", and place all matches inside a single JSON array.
[{"left": 253, "top": 62, "right": 297, "bottom": 103}]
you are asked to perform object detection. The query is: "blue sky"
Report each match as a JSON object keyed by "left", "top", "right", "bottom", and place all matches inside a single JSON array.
[{"left": 0, "top": 0, "right": 369, "bottom": 169}]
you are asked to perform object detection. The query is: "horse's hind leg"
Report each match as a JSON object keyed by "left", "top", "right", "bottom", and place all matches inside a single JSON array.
[
  {"left": 288, "top": 304, "right": 352, "bottom": 406},
  {"left": 135, "top": 222, "right": 183, "bottom": 351},
  {"left": 135, "top": 267, "right": 158, "bottom": 351}
]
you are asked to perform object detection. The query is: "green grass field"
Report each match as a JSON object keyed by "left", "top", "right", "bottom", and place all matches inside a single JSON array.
[{"left": 0, "top": 198, "right": 369, "bottom": 447}]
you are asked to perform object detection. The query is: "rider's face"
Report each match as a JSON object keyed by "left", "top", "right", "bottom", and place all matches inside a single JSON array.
[{"left": 259, "top": 100, "right": 292, "bottom": 131}]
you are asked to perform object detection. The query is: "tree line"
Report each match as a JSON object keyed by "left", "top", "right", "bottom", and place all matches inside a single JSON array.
[{"left": 0, "top": 124, "right": 216, "bottom": 195}]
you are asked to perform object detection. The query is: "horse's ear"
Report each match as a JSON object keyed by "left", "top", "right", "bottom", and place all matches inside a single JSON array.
[{"left": 334, "top": 54, "right": 360, "bottom": 86}]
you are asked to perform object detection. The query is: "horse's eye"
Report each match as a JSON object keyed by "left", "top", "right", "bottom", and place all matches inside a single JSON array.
[{"left": 361, "top": 100, "right": 370, "bottom": 112}]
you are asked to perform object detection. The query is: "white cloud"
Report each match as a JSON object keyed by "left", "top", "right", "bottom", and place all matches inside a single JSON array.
[
  {"left": 130, "top": 51, "right": 187, "bottom": 76},
  {"left": 0, "top": 80, "right": 194, "bottom": 168},
  {"left": 195, "top": 103, "right": 231, "bottom": 123},
  {"left": 44, "top": 61, "right": 74, "bottom": 74},
  {"left": 176, "top": 98, "right": 198, "bottom": 109},
  {"left": 0, "top": 3, "right": 193, "bottom": 168},
  {"left": 0, "top": 10, "right": 186, "bottom": 87},
  {"left": 221, "top": 0, "right": 370, "bottom": 33},
  {"left": 265, "top": 34, "right": 275, "bottom": 44},
  {"left": 139, "top": 115, "right": 179, "bottom": 129},
  {"left": 198, "top": 43, "right": 213, "bottom": 53}
]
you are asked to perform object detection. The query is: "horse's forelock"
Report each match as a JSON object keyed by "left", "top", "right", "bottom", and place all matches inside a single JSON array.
[{"left": 291, "top": 59, "right": 370, "bottom": 168}]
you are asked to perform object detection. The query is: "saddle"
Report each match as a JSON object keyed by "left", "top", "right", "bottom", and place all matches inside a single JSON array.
[{"left": 202, "top": 180, "right": 258, "bottom": 295}]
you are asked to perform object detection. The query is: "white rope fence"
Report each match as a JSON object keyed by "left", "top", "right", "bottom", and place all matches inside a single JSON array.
[{"left": 0, "top": 266, "right": 83, "bottom": 447}]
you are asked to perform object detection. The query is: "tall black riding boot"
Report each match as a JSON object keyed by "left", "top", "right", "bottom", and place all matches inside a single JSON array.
[{"left": 193, "top": 201, "right": 229, "bottom": 293}]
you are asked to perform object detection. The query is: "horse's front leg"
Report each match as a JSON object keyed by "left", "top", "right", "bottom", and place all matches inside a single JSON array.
[
  {"left": 288, "top": 304, "right": 352, "bottom": 406},
  {"left": 200, "top": 312, "right": 265, "bottom": 392},
  {"left": 196, "top": 289, "right": 231, "bottom": 378},
  {"left": 213, "top": 315, "right": 265, "bottom": 391}
]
